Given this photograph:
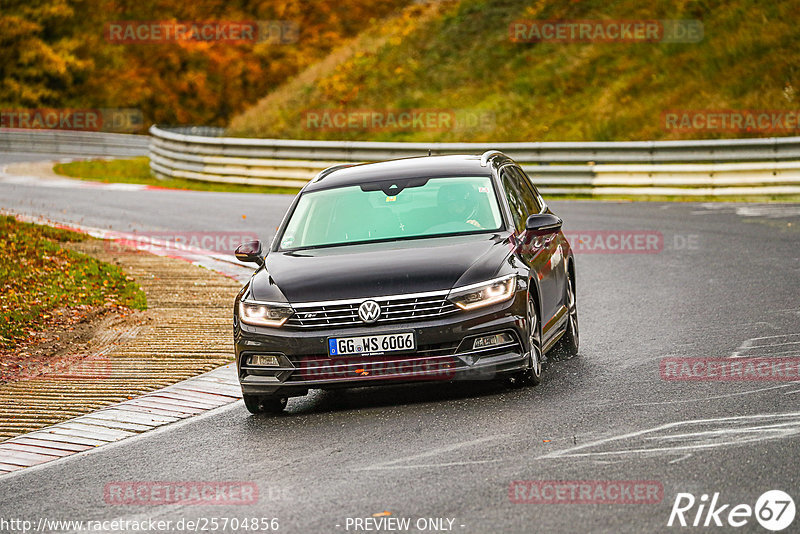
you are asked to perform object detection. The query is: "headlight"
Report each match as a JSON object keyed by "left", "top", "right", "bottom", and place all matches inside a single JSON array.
[
  {"left": 448, "top": 275, "right": 516, "bottom": 311},
  {"left": 238, "top": 300, "right": 294, "bottom": 327}
]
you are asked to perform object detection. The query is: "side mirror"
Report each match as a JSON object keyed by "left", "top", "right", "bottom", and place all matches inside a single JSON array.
[
  {"left": 525, "top": 213, "right": 562, "bottom": 236},
  {"left": 235, "top": 240, "right": 264, "bottom": 266}
]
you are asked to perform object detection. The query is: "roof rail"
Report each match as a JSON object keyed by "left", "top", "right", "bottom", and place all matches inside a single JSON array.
[
  {"left": 480, "top": 150, "right": 504, "bottom": 167},
  {"left": 312, "top": 163, "right": 355, "bottom": 182}
]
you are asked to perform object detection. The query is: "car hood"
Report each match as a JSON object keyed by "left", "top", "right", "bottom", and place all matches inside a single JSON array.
[{"left": 250, "top": 233, "right": 514, "bottom": 303}]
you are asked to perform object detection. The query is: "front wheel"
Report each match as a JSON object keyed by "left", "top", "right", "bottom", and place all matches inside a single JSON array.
[
  {"left": 510, "top": 298, "right": 543, "bottom": 387},
  {"left": 243, "top": 394, "right": 287, "bottom": 414},
  {"left": 553, "top": 269, "right": 579, "bottom": 358}
]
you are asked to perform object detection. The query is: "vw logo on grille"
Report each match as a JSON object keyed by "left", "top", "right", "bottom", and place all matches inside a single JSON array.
[{"left": 358, "top": 300, "right": 381, "bottom": 323}]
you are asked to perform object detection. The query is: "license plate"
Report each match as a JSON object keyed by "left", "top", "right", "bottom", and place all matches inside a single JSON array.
[{"left": 328, "top": 332, "right": 415, "bottom": 356}]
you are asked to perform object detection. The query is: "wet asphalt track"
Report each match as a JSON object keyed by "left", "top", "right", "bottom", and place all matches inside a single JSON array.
[{"left": 1, "top": 156, "right": 799, "bottom": 533}]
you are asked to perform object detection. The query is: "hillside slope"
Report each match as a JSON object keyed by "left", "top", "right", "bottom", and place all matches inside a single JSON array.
[{"left": 228, "top": 0, "right": 800, "bottom": 142}]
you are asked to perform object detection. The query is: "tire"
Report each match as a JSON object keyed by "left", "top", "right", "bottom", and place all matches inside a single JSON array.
[
  {"left": 243, "top": 394, "right": 287, "bottom": 414},
  {"left": 553, "top": 268, "right": 579, "bottom": 359},
  {"left": 510, "top": 297, "right": 543, "bottom": 387}
]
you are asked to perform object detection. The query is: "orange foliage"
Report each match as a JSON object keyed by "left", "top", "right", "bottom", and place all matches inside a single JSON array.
[{"left": 0, "top": 0, "right": 413, "bottom": 129}]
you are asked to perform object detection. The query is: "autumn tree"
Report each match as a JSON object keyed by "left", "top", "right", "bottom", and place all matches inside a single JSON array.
[{"left": 0, "top": 0, "right": 413, "bottom": 129}]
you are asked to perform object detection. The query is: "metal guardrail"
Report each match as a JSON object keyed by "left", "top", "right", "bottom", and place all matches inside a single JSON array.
[
  {"left": 0, "top": 129, "right": 149, "bottom": 158},
  {"left": 147, "top": 125, "right": 798, "bottom": 196}
]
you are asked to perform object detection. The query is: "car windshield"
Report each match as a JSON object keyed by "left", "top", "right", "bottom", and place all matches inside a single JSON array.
[{"left": 278, "top": 176, "right": 504, "bottom": 250}]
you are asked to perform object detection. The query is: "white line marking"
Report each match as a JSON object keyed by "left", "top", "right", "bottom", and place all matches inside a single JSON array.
[
  {"left": 643, "top": 420, "right": 800, "bottom": 440},
  {"left": 538, "top": 412, "right": 800, "bottom": 460},
  {"left": 745, "top": 340, "right": 800, "bottom": 350},
  {"left": 739, "top": 333, "right": 800, "bottom": 344},
  {"left": 632, "top": 383, "right": 795, "bottom": 406},
  {"left": 359, "top": 435, "right": 507, "bottom": 471},
  {"left": 730, "top": 349, "right": 800, "bottom": 359},
  {"left": 359, "top": 459, "right": 503, "bottom": 470},
  {"left": 730, "top": 333, "right": 800, "bottom": 358}
]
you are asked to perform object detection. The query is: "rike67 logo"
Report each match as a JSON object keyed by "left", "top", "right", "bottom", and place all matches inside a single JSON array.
[{"left": 668, "top": 490, "right": 795, "bottom": 531}]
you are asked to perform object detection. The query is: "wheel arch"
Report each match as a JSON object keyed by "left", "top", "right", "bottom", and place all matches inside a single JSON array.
[
  {"left": 526, "top": 273, "right": 544, "bottom": 338},
  {"left": 566, "top": 254, "right": 576, "bottom": 294}
]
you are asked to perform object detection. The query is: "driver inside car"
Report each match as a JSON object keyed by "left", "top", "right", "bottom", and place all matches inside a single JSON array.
[{"left": 437, "top": 183, "right": 482, "bottom": 228}]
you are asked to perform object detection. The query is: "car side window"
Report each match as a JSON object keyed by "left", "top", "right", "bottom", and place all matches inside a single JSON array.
[
  {"left": 511, "top": 167, "right": 543, "bottom": 215},
  {"left": 501, "top": 169, "right": 526, "bottom": 232}
]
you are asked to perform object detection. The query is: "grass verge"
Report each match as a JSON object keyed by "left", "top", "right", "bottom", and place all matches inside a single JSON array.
[
  {"left": 0, "top": 215, "right": 146, "bottom": 351},
  {"left": 53, "top": 157, "right": 302, "bottom": 195}
]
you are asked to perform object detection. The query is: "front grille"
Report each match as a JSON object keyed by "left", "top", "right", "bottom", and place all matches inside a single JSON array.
[{"left": 285, "top": 291, "right": 458, "bottom": 329}]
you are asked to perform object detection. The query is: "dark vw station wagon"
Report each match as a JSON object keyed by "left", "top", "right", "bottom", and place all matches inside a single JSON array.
[{"left": 233, "top": 151, "right": 578, "bottom": 413}]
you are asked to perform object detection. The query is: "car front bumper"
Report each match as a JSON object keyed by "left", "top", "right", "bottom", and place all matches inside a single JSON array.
[{"left": 234, "top": 292, "right": 530, "bottom": 398}]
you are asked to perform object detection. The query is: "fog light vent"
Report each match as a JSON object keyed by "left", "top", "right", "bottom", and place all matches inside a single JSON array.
[
  {"left": 248, "top": 354, "right": 280, "bottom": 367},
  {"left": 473, "top": 333, "right": 513, "bottom": 349}
]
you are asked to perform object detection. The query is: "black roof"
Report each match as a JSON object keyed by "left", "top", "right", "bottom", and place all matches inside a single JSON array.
[{"left": 304, "top": 154, "right": 509, "bottom": 192}]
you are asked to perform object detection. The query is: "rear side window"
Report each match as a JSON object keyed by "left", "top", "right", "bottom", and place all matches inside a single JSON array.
[
  {"left": 510, "top": 166, "right": 543, "bottom": 215},
  {"left": 501, "top": 169, "right": 527, "bottom": 233}
]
